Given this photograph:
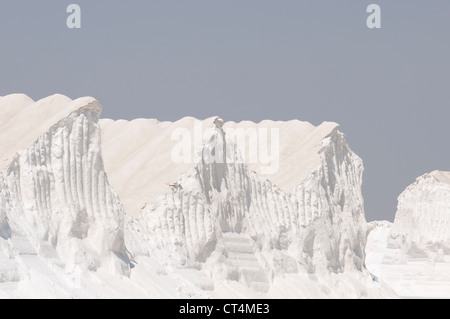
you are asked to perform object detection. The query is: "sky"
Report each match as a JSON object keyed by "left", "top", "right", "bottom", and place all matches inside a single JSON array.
[{"left": 1, "top": 1, "right": 449, "bottom": 222}]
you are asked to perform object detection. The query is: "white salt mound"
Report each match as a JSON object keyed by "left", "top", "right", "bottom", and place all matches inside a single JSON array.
[
  {"left": 0, "top": 94, "right": 393, "bottom": 298},
  {"left": 365, "top": 171, "right": 450, "bottom": 298}
]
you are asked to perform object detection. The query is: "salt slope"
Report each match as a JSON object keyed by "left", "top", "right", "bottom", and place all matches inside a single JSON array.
[
  {"left": 125, "top": 118, "right": 376, "bottom": 296},
  {"left": 101, "top": 117, "right": 216, "bottom": 218},
  {"left": 100, "top": 117, "right": 337, "bottom": 217},
  {"left": 391, "top": 171, "right": 450, "bottom": 252},
  {"left": 0, "top": 95, "right": 130, "bottom": 297}
]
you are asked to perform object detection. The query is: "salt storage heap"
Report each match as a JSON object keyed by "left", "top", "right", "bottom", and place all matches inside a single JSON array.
[
  {"left": 0, "top": 94, "right": 391, "bottom": 298},
  {"left": 392, "top": 170, "right": 450, "bottom": 250},
  {"left": 366, "top": 171, "right": 450, "bottom": 298}
]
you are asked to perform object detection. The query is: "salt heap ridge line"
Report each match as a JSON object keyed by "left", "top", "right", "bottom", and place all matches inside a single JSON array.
[{"left": 100, "top": 117, "right": 341, "bottom": 217}]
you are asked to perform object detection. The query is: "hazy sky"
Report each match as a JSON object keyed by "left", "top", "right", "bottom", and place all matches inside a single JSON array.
[{"left": 1, "top": 1, "right": 449, "bottom": 221}]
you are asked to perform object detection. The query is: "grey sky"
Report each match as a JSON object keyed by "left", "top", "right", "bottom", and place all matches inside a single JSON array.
[{"left": 1, "top": 1, "right": 449, "bottom": 222}]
